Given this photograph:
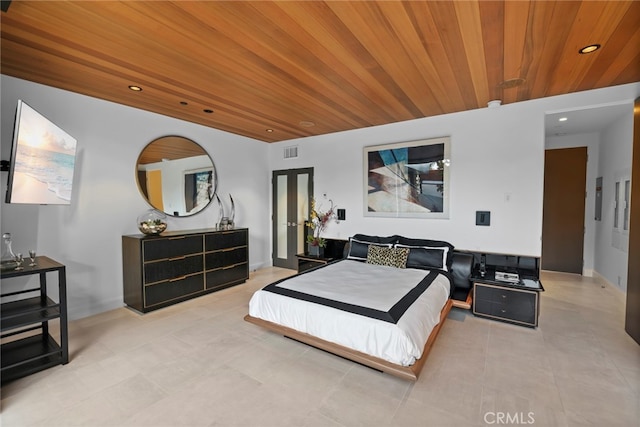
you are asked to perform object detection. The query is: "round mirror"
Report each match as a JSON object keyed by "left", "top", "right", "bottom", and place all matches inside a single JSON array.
[{"left": 136, "top": 136, "right": 217, "bottom": 217}]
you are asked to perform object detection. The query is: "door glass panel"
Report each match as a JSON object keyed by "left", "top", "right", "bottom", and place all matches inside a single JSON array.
[
  {"left": 624, "top": 180, "right": 630, "bottom": 231},
  {"left": 297, "top": 173, "right": 309, "bottom": 254},
  {"left": 614, "top": 181, "right": 620, "bottom": 228},
  {"left": 277, "top": 175, "right": 288, "bottom": 258}
]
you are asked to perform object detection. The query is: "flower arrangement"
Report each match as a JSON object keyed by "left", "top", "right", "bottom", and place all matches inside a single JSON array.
[{"left": 305, "top": 197, "right": 337, "bottom": 248}]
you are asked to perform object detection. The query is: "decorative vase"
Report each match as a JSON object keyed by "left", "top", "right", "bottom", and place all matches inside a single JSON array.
[
  {"left": 215, "top": 194, "right": 225, "bottom": 230},
  {"left": 308, "top": 243, "right": 324, "bottom": 258},
  {"left": 137, "top": 209, "right": 167, "bottom": 235},
  {"left": 228, "top": 193, "right": 235, "bottom": 228}
]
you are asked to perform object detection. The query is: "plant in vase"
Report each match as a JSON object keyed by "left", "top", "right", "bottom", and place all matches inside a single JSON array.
[{"left": 305, "top": 197, "right": 337, "bottom": 257}]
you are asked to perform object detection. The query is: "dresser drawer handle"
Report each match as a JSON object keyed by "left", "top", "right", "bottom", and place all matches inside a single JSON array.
[
  {"left": 169, "top": 255, "right": 186, "bottom": 261},
  {"left": 169, "top": 275, "right": 187, "bottom": 282},
  {"left": 501, "top": 309, "right": 506, "bottom": 313},
  {"left": 501, "top": 294, "right": 507, "bottom": 299},
  {"left": 168, "top": 236, "right": 187, "bottom": 240}
]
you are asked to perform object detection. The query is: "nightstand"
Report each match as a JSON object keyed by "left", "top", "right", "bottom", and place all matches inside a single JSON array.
[
  {"left": 295, "top": 254, "right": 335, "bottom": 273},
  {"left": 472, "top": 268, "right": 544, "bottom": 328}
]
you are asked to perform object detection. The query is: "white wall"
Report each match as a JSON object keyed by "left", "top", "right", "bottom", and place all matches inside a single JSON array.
[
  {"left": 1, "top": 75, "right": 271, "bottom": 320},
  {"left": 269, "top": 83, "right": 640, "bottom": 262},
  {"left": 2, "top": 75, "right": 638, "bottom": 321},
  {"left": 595, "top": 112, "right": 635, "bottom": 291},
  {"left": 545, "top": 132, "right": 601, "bottom": 276}
]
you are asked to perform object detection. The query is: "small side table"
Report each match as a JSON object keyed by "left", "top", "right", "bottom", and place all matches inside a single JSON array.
[
  {"left": 472, "top": 269, "right": 544, "bottom": 328},
  {"left": 1, "top": 256, "right": 68, "bottom": 383},
  {"left": 295, "top": 253, "right": 335, "bottom": 273}
]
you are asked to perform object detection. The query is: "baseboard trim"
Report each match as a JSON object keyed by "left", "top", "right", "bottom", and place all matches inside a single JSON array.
[{"left": 592, "top": 270, "right": 626, "bottom": 294}]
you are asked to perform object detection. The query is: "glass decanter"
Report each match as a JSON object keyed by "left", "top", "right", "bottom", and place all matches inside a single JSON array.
[{"left": 1, "top": 233, "right": 18, "bottom": 271}]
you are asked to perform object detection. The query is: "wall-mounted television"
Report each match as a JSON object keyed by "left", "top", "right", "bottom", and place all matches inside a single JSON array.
[{"left": 5, "top": 100, "right": 78, "bottom": 205}]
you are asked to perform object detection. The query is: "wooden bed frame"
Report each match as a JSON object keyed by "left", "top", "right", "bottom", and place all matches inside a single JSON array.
[{"left": 244, "top": 298, "right": 453, "bottom": 381}]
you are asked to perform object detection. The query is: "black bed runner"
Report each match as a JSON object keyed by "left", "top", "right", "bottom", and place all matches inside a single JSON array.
[{"left": 263, "top": 268, "right": 441, "bottom": 324}]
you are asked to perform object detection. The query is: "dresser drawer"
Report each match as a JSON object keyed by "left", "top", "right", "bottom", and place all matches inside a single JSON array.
[
  {"left": 475, "top": 299, "right": 536, "bottom": 325},
  {"left": 143, "top": 235, "right": 203, "bottom": 261},
  {"left": 144, "top": 254, "right": 204, "bottom": 284},
  {"left": 474, "top": 283, "right": 501, "bottom": 302},
  {"left": 205, "top": 246, "right": 247, "bottom": 270},
  {"left": 206, "top": 264, "right": 248, "bottom": 290},
  {"left": 205, "top": 230, "right": 247, "bottom": 251},
  {"left": 144, "top": 273, "right": 204, "bottom": 307}
]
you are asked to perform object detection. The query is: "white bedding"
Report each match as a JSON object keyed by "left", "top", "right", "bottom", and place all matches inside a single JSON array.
[{"left": 248, "top": 260, "right": 450, "bottom": 366}]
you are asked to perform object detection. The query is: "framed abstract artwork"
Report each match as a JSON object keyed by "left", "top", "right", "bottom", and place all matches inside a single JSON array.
[{"left": 364, "top": 137, "right": 450, "bottom": 218}]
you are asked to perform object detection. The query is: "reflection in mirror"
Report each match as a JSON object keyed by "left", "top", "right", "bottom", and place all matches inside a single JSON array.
[{"left": 136, "top": 136, "right": 216, "bottom": 217}]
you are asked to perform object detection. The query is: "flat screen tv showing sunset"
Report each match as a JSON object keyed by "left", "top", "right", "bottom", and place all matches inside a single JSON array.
[{"left": 5, "top": 100, "right": 78, "bottom": 205}]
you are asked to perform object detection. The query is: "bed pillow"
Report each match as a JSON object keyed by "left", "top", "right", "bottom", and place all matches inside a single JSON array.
[
  {"left": 395, "top": 244, "right": 450, "bottom": 271},
  {"left": 351, "top": 234, "right": 398, "bottom": 245},
  {"left": 346, "top": 238, "right": 392, "bottom": 262},
  {"left": 395, "top": 236, "right": 455, "bottom": 268},
  {"left": 366, "top": 245, "right": 409, "bottom": 268}
]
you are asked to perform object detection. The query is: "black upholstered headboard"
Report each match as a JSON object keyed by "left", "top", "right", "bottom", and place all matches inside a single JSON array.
[{"left": 341, "top": 234, "right": 473, "bottom": 300}]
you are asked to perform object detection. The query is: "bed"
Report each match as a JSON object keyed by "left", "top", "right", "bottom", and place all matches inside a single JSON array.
[{"left": 245, "top": 234, "right": 473, "bottom": 381}]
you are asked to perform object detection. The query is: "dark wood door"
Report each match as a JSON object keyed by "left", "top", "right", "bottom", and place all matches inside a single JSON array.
[
  {"left": 625, "top": 97, "right": 640, "bottom": 345},
  {"left": 272, "top": 168, "right": 313, "bottom": 269},
  {"left": 541, "top": 147, "right": 587, "bottom": 274}
]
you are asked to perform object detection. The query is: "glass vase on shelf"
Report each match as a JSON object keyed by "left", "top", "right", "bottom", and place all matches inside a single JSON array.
[{"left": 1, "top": 233, "right": 18, "bottom": 271}]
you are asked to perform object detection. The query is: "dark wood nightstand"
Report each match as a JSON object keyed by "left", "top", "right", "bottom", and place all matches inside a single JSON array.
[
  {"left": 472, "top": 268, "right": 544, "bottom": 328},
  {"left": 295, "top": 238, "right": 347, "bottom": 273},
  {"left": 296, "top": 254, "right": 336, "bottom": 273}
]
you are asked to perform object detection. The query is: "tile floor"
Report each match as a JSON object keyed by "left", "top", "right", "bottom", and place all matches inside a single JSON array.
[{"left": 1, "top": 268, "right": 638, "bottom": 427}]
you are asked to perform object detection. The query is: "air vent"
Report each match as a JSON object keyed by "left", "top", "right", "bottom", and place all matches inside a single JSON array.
[{"left": 284, "top": 146, "right": 298, "bottom": 159}]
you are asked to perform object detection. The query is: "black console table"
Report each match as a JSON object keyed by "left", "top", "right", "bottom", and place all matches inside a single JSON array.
[{"left": 1, "top": 256, "right": 68, "bottom": 383}]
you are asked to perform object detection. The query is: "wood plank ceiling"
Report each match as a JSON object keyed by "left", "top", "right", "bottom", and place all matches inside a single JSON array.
[{"left": 1, "top": 1, "right": 638, "bottom": 143}]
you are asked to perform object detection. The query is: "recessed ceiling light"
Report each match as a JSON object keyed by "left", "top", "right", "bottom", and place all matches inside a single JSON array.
[
  {"left": 299, "top": 120, "right": 315, "bottom": 128},
  {"left": 266, "top": 129, "right": 274, "bottom": 133},
  {"left": 128, "top": 85, "right": 143, "bottom": 91},
  {"left": 579, "top": 44, "right": 601, "bottom": 54},
  {"left": 203, "top": 109, "right": 214, "bottom": 114},
  {"left": 180, "top": 101, "right": 188, "bottom": 106},
  {"left": 559, "top": 117, "right": 568, "bottom": 122}
]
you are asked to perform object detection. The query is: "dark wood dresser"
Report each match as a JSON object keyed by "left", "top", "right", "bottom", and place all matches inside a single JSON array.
[{"left": 122, "top": 228, "right": 248, "bottom": 313}]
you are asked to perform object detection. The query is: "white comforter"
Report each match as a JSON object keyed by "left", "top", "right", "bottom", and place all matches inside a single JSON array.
[{"left": 248, "top": 260, "right": 450, "bottom": 366}]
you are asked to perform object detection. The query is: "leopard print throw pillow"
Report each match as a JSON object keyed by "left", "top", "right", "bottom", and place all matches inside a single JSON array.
[{"left": 366, "top": 245, "right": 409, "bottom": 268}]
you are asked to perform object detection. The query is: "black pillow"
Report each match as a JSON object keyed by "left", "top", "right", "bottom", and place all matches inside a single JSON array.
[
  {"left": 351, "top": 234, "right": 398, "bottom": 245},
  {"left": 395, "top": 237, "right": 454, "bottom": 268},
  {"left": 395, "top": 244, "right": 449, "bottom": 271},
  {"left": 347, "top": 238, "right": 392, "bottom": 262}
]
